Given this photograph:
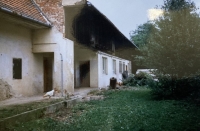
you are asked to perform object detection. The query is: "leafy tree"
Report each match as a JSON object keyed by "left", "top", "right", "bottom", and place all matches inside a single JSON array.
[
  {"left": 135, "top": 0, "right": 200, "bottom": 78},
  {"left": 130, "top": 22, "right": 155, "bottom": 48}
]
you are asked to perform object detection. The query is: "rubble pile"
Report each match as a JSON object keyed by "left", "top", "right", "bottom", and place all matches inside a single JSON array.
[{"left": 0, "top": 79, "right": 14, "bottom": 101}]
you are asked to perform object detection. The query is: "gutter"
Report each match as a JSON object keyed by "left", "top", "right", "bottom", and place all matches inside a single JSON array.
[{"left": 0, "top": 7, "right": 52, "bottom": 28}]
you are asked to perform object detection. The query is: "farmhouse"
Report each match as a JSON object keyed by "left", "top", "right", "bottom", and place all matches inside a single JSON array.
[{"left": 0, "top": 0, "right": 137, "bottom": 98}]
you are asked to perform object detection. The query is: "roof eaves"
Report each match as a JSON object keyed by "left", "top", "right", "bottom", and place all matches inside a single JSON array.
[
  {"left": 0, "top": 0, "right": 52, "bottom": 28},
  {"left": 87, "top": 0, "right": 138, "bottom": 49},
  {"left": 0, "top": 6, "right": 51, "bottom": 28},
  {"left": 31, "top": 0, "right": 52, "bottom": 27}
]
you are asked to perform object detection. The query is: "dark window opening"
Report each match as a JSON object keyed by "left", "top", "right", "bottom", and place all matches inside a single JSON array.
[{"left": 13, "top": 58, "right": 22, "bottom": 79}]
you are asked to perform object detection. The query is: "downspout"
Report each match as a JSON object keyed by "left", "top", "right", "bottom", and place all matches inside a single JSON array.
[{"left": 60, "top": 53, "right": 64, "bottom": 97}]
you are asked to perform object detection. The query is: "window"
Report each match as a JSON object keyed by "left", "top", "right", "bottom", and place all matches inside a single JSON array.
[
  {"left": 102, "top": 57, "right": 107, "bottom": 74},
  {"left": 119, "top": 61, "right": 122, "bottom": 73},
  {"left": 128, "top": 62, "right": 131, "bottom": 73},
  {"left": 113, "top": 59, "right": 116, "bottom": 74},
  {"left": 123, "top": 62, "right": 125, "bottom": 72},
  {"left": 13, "top": 58, "right": 22, "bottom": 79}
]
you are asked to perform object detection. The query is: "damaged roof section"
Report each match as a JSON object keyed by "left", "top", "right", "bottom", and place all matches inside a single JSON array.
[
  {"left": 0, "top": 0, "right": 51, "bottom": 29},
  {"left": 64, "top": 1, "right": 137, "bottom": 54}
]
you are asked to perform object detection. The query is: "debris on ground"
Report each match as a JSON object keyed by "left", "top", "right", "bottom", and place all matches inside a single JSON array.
[{"left": 0, "top": 79, "right": 15, "bottom": 101}]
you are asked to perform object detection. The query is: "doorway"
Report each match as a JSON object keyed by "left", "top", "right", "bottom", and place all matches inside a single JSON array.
[
  {"left": 80, "top": 61, "right": 90, "bottom": 87},
  {"left": 43, "top": 57, "right": 53, "bottom": 92}
]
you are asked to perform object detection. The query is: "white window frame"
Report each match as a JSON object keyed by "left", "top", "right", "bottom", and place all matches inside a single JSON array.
[
  {"left": 113, "top": 59, "right": 116, "bottom": 74},
  {"left": 119, "top": 61, "right": 122, "bottom": 73},
  {"left": 128, "top": 62, "right": 131, "bottom": 73},
  {"left": 102, "top": 57, "right": 108, "bottom": 74},
  {"left": 123, "top": 62, "right": 125, "bottom": 72}
]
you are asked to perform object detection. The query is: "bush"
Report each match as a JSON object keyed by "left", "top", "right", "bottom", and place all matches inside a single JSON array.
[
  {"left": 150, "top": 74, "right": 200, "bottom": 101},
  {"left": 150, "top": 74, "right": 176, "bottom": 100},
  {"left": 122, "top": 72, "right": 156, "bottom": 87}
]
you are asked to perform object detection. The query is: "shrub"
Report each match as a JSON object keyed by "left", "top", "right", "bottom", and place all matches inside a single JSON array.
[
  {"left": 122, "top": 72, "right": 156, "bottom": 87},
  {"left": 122, "top": 74, "right": 136, "bottom": 86},
  {"left": 150, "top": 74, "right": 176, "bottom": 100},
  {"left": 150, "top": 74, "right": 200, "bottom": 101}
]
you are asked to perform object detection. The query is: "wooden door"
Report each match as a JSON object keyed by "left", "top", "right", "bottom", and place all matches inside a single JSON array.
[{"left": 43, "top": 57, "right": 53, "bottom": 92}]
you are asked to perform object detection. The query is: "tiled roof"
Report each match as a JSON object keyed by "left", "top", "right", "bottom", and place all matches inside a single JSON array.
[{"left": 0, "top": 0, "right": 51, "bottom": 26}]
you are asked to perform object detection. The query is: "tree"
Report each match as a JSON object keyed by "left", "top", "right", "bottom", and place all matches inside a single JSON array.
[
  {"left": 130, "top": 22, "right": 155, "bottom": 48},
  {"left": 135, "top": 0, "right": 200, "bottom": 78}
]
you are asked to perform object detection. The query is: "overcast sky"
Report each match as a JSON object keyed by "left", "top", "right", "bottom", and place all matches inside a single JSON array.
[{"left": 89, "top": 0, "right": 200, "bottom": 39}]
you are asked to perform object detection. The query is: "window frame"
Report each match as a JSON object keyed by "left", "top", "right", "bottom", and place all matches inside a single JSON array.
[
  {"left": 102, "top": 57, "right": 108, "bottom": 74},
  {"left": 128, "top": 62, "right": 131, "bottom": 73},
  {"left": 113, "top": 59, "right": 116, "bottom": 74},
  {"left": 119, "top": 61, "right": 122, "bottom": 73},
  {"left": 123, "top": 62, "right": 125, "bottom": 72}
]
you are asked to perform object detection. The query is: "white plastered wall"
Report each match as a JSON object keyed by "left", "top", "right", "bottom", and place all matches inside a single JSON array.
[
  {"left": 97, "top": 51, "right": 131, "bottom": 89},
  {"left": 90, "top": 54, "right": 98, "bottom": 87},
  {"left": 32, "top": 27, "right": 74, "bottom": 93},
  {"left": 74, "top": 44, "right": 97, "bottom": 88},
  {"left": 0, "top": 20, "right": 43, "bottom": 96},
  {"left": 74, "top": 52, "right": 99, "bottom": 88},
  {"left": 74, "top": 48, "right": 131, "bottom": 89}
]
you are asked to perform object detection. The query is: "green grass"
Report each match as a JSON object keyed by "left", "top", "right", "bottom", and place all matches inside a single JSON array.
[
  {"left": 7, "top": 87, "right": 200, "bottom": 131},
  {"left": 0, "top": 98, "right": 63, "bottom": 120}
]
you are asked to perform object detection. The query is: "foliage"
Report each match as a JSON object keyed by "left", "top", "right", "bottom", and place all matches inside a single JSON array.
[
  {"left": 8, "top": 89, "right": 200, "bottom": 131},
  {"left": 135, "top": 0, "right": 200, "bottom": 77},
  {"left": 122, "top": 72, "right": 156, "bottom": 87},
  {"left": 150, "top": 74, "right": 200, "bottom": 101},
  {"left": 161, "top": 0, "right": 197, "bottom": 11},
  {"left": 130, "top": 21, "right": 155, "bottom": 47}
]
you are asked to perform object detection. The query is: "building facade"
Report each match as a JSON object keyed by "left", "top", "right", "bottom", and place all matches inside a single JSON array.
[{"left": 0, "top": 0, "right": 136, "bottom": 98}]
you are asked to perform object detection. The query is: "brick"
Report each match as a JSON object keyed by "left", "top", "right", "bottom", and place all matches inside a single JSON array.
[{"left": 34, "top": 0, "right": 64, "bottom": 33}]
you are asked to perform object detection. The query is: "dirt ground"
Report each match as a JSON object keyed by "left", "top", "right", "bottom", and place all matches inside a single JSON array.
[
  {"left": 0, "top": 87, "right": 98, "bottom": 107},
  {"left": 0, "top": 95, "right": 59, "bottom": 107}
]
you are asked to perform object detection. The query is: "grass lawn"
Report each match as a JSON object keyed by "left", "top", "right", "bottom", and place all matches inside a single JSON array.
[{"left": 8, "top": 87, "right": 200, "bottom": 131}]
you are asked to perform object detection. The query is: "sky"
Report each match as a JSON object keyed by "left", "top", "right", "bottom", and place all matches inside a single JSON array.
[{"left": 89, "top": 0, "right": 200, "bottom": 39}]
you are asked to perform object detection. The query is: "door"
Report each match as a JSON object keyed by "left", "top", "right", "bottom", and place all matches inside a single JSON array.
[
  {"left": 80, "top": 61, "right": 90, "bottom": 87},
  {"left": 43, "top": 57, "right": 53, "bottom": 92}
]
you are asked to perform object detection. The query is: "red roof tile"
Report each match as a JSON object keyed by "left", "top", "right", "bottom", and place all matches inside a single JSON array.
[{"left": 0, "top": 0, "right": 51, "bottom": 26}]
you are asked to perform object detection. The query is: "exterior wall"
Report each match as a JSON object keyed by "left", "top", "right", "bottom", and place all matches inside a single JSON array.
[
  {"left": 74, "top": 44, "right": 96, "bottom": 88},
  {"left": 74, "top": 53, "right": 99, "bottom": 88},
  {"left": 0, "top": 0, "right": 76, "bottom": 97},
  {"left": 90, "top": 55, "right": 98, "bottom": 88},
  {"left": 97, "top": 52, "right": 131, "bottom": 89},
  {"left": 0, "top": 20, "right": 43, "bottom": 96},
  {"left": 34, "top": 0, "right": 74, "bottom": 93},
  {"left": 33, "top": 27, "right": 74, "bottom": 93},
  {"left": 74, "top": 48, "right": 131, "bottom": 89}
]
